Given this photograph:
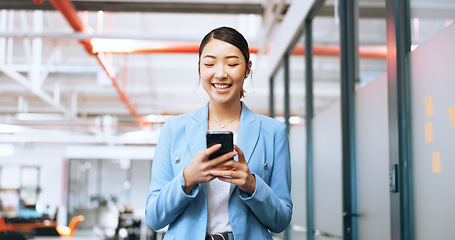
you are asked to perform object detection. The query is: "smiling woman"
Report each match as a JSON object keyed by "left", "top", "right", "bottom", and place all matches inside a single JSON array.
[
  {"left": 200, "top": 38, "right": 250, "bottom": 109},
  {"left": 145, "top": 26, "right": 292, "bottom": 240}
]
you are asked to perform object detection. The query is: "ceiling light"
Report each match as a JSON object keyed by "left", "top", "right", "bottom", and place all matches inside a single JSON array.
[
  {"left": 15, "top": 113, "right": 66, "bottom": 121},
  {"left": 0, "top": 124, "right": 26, "bottom": 133},
  {"left": 142, "top": 114, "right": 171, "bottom": 123}
]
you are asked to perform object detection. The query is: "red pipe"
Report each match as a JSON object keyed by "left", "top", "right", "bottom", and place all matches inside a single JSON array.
[
  {"left": 97, "top": 42, "right": 386, "bottom": 59},
  {"left": 46, "top": 0, "right": 141, "bottom": 125},
  {"left": 48, "top": 0, "right": 84, "bottom": 32}
]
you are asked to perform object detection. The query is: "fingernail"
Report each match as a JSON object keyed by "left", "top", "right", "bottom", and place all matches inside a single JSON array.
[
  {"left": 211, "top": 171, "right": 218, "bottom": 174},
  {"left": 231, "top": 152, "right": 237, "bottom": 157}
]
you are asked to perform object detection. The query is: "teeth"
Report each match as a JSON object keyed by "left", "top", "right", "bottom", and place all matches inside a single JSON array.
[{"left": 214, "top": 84, "right": 230, "bottom": 89}]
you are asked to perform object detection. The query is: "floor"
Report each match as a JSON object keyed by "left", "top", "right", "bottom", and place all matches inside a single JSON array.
[{"left": 32, "top": 230, "right": 103, "bottom": 240}]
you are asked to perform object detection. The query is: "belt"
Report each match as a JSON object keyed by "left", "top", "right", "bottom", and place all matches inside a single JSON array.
[{"left": 205, "top": 231, "right": 233, "bottom": 240}]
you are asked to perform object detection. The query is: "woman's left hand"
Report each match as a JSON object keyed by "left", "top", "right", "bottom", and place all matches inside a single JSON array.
[{"left": 211, "top": 144, "right": 256, "bottom": 196}]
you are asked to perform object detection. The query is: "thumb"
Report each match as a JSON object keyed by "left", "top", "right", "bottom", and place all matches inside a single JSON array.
[{"left": 233, "top": 145, "right": 246, "bottom": 162}]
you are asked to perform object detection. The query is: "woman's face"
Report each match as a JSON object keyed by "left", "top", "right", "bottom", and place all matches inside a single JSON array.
[{"left": 199, "top": 39, "right": 251, "bottom": 105}]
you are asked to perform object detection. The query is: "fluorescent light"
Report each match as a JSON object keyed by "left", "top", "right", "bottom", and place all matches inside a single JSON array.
[
  {"left": 16, "top": 113, "right": 66, "bottom": 121},
  {"left": 142, "top": 114, "right": 171, "bottom": 123},
  {"left": 289, "top": 116, "right": 302, "bottom": 124},
  {"left": 0, "top": 124, "right": 26, "bottom": 133}
]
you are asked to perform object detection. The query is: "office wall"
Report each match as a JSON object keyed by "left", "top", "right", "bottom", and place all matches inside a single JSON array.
[{"left": 411, "top": 23, "right": 455, "bottom": 239}]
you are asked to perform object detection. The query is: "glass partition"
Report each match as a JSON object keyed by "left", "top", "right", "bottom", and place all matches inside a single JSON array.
[
  {"left": 410, "top": 0, "right": 454, "bottom": 45},
  {"left": 358, "top": 17, "right": 387, "bottom": 89},
  {"left": 68, "top": 159, "right": 152, "bottom": 231},
  {"left": 410, "top": 22, "right": 455, "bottom": 240},
  {"left": 288, "top": 33, "right": 307, "bottom": 240},
  {"left": 356, "top": 72, "right": 391, "bottom": 240},
  {"left": 356, "top": 1, "right": 390, "bottom": 239},
  {"left": 312, "top": 5, "right": 343, "bottom": 238}
]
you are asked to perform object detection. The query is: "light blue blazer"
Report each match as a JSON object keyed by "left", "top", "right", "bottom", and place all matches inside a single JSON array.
[{"left": 145, "top": 102, "right": 292, "bottom": 240}]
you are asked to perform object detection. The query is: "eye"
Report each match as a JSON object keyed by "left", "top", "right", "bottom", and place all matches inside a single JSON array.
[
  {"left": 203, "top": 63, "right": 214, "bottom": 67},
  {"left": 228, "top": 63, "right": 239, "bottom": 67}
]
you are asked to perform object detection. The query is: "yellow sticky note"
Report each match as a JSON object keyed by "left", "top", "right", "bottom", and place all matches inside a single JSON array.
[
  {"left": 432, "top": 152, "right": 441, "bottom": 173},
  {"left": 424, "top": 122, "right": 433, "bottom": 142},
  {"left": 425, "top": 96, "right": 434, "bottom": 117},
  {"left": 449, "top": 106, "right": 455, "bottom": 128}
]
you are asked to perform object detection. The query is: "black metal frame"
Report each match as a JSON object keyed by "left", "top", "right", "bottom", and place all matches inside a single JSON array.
[
  {"left": 339, "top": 0, "right": 359, "bottom": 239},
  {"left": 304, "top": 17, "right": 315, "bottom": 240},
  {"left": 269, "top": 76, "right": 275, "bottom": 118},
  {"left": 386, "top": 0, "right": 414, "bottom": 239}
]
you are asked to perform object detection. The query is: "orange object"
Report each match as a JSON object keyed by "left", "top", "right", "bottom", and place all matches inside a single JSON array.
[
  {"left": 56, "top": 215, "right": 85, "bottom": 237},
  {"left": 0, "top": 217, "right": 16, "bottom": 231}
]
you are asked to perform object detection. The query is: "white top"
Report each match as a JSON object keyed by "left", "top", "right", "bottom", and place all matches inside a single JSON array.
[{"left": 206, "top": 133, "right": 237, "bottom": 235}]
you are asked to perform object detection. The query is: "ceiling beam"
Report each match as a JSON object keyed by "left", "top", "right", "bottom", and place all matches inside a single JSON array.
[
  {"left": 0, "top": 0, "right": 265, "bottom": 14},
  {"left": 0, "top": 65, "right": 72, "bottom": 116},
  {"left": 266, "top": 0, "right": 315, "bottom": 79}
]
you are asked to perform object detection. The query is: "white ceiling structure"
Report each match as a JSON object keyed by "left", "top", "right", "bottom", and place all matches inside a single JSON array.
[{"left": 0, "top": 0, "right": 450, "bottom": 146}]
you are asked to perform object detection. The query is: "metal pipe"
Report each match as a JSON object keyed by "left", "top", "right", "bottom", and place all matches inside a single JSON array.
[
  {"left": 46, "top": 0, "right": 141, "bottom": 124},
  {"left": 48, "top": 0, "right": 84, "bottom": 32},
  {"left": 0, "top": 31, "right": 387, "bottom": 58}
]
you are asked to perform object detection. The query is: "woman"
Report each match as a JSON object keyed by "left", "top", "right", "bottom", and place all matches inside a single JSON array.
[{"left": 145, "top": 26, "right": 292, "bottom": 240}]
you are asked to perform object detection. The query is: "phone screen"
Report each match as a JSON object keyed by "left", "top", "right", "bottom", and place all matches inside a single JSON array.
[{"left": 206, "top": 131, "right": 234, "bottom": 160}]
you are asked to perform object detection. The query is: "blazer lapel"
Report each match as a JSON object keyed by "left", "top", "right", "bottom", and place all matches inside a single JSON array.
[
  {"left": 236, "top": 102, "right": 260, "bottom": 164},
  {"left": 185, "top": 103, "right": 209, "bottom": 158}
]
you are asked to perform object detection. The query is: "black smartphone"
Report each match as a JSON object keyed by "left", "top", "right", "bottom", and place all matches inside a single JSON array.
[{"left": 206, "top": 131, "right": 234, "bottom": 160}]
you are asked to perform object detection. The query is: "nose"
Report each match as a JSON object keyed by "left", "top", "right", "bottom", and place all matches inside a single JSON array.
[{"left": 214, "top": 65, "right": 227, "bottom": 79}]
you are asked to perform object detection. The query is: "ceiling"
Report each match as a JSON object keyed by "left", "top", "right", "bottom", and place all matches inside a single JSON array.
[{"left": 1, "top": 0, "right": 450, "bottom": 146}]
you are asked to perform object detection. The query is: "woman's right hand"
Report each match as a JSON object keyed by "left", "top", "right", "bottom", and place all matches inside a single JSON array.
[{"left": 183, "top": 144, "right": 236, "bottom": 194}]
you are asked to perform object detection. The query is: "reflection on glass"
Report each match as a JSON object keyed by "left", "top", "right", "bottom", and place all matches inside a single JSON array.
[
  {"left": 410, "top": 0, "right": 455, "bottom": 45},
  {"left": 358, "top": 18, "right": 387, "bottom": 89}
]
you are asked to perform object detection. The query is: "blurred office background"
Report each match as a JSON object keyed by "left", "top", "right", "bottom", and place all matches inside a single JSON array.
[{"left": 0, "top": 0, "right": 454, "bottom": 239}]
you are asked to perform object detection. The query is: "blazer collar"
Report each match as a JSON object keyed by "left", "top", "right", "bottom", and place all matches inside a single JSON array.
[
  {"left": 185, "top": 102, "right": 260, "bottom": 163},
  {"left": 185, "top": 103, "right": 209, "bottom": 158},
  {"left": 236, "top": 102, "right": 260, "bottom": 164}
]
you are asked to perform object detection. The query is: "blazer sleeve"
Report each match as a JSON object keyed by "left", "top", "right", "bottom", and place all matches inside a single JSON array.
[
  {"left": 239, "top": 122, "right": 293, "bottom": 233},
  {"left": 145, "top": 119, "right": 200, "bottom": 230}
]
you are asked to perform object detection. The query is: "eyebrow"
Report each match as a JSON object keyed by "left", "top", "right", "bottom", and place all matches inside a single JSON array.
[{"left": 203, "top": 55, "right": 240, "bottom": 60}]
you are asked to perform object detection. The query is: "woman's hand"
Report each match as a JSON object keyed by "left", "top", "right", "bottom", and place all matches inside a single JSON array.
[
  {"left": 183, "top": 144, "right": 237, "bottom": 194},
  {"left": 211, "top": 145, "right": 256, "bottom": 196}
]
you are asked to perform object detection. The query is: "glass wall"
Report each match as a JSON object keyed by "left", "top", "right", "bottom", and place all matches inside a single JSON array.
[
  {"left": 356, "top": 1, "right": 390, "bottom": 239},
  {"left": 288, "top": 33, "right": 307, "bottom": 240},
  {"left": 311, "top": 3, "right": 343, "bottom": 238},
  {"left": 269, "top": 1, "right": 454, "bottom": 240},
  {"left": 358, "top": 17, "right": 387, "bottom": 88},
  {"left": 68, "top": 159, "right": 152, "bottom": 231},
  {"left": 356, "top": 72, "right": 391, "bottom": 240},
  {"left": 410, "top": 1, "right": 455, "bottom": 239},
  {"left": 410, "top": 0, "right": 454, "bottom": 45},
  {"left": 410, "top": 22, "right": 455, "bottom": 239}
]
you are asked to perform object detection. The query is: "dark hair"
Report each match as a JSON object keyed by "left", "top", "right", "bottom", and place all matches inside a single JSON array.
[
  {"left": 199, "top": 26, "right": 250, "bottom": 65},
  {"left": 198, "top": 26, "right": 251, "bottom": 98}
]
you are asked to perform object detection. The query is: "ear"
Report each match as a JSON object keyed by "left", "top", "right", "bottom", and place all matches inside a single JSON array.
[{"left": 245, "top": 60, "right": 252, "bottom": 78}]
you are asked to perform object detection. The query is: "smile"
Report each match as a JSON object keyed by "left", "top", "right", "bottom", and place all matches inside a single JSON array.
[{"left": 212, "top": 83, "right": 232, "bottom": 89}]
